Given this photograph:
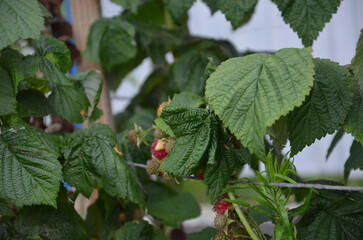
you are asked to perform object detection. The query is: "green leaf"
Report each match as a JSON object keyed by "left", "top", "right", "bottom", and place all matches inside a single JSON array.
[
  {"left": 216, "top": 0, "right": 257, "bottom": 29},
  {"left": 62, "top": 137, "right": 97, "bottom": 198},
  {"left": 206, "top": 48, "right": 314, "bottom": 160},
  {"left": 145, "top": 192, "right": 201, "bottom": 227},
  {"left": 344, "top": 140, "right": 363, "bottom": 181},
  {"left": 32, "top": 35, "right": 71, "bottom": 73},
  {"left": 154, "top": 118, "right": 176, "bottom": 138},
  {"left": 202, "top": 0, "right": 218, "bottom": 15},
  {"left": 0, "top": 48, "right": 39, "bottom": 93},
  {"left": 353, "top": 29, "right": 363, "bottom": 92},
  {"left": 326, "top": 128, "right": 345, "bottom": 160},
  {"left": 70, "top": 70, "right": 103, "bottom": 109},
  {"left": 0, "top": 117, "right": 62, "bottom": 207},
  {"left": 63, "top": 124, "right": 145, "bottom": 204},
  {"left": 0, "top": 0, "right": 45, "bottom": 50},
  {"left": 274, "top": 0, "right": 341, "bottom": 47},
  {"left": 84, "top": 18, "right": 137, "bottom": 71},
  {"left": 48, "top": 83, "right": 90, "bottom": 123},
  {"left": 17, "top": 89, "right": 54, "bottom": 117},
  {"left": 187, "top": 227, "right": 216, "bottom": 240},
  {"left": 288, "top": 59, "right": 353, "bottom": 155},
  {"left": 162, "top": 0, "right": 195, "bottom": 21},
  {"left": 296, "top": 199, "right": 363, "bottom": 240},
  {"left": 344, "top": 85, "right": 363, "bottom": 144},
  {"left": 114, "top": 220, "right": 153, "bottom": 240},
  {"left": 172, "top": 92, "right": 206, "bottom": 108},
  {"left": 205, "top": 125, "right": 247, "bottom": 202},
  {"left": 0, "top": 66, "right": 16, "bottom": 115},
  {"left": 159, "top": 106, "right": 214, "bottom": 176},
  {"left": 14, "top": 205, "right": 86, "bottom": 239},
  {"left": 170, "top": 51, "right": 213, "bottom": 95},
  {"left": 37, "top": 1, "right": 52, "bottom": 18}
]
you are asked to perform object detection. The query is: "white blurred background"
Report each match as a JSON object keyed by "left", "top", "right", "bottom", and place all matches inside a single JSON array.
[{"left": 100, "top": 0, "right": 363, "bottom": 178}]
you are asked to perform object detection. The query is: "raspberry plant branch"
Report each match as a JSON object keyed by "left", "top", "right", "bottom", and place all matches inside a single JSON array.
[{"left": 228, "top": 191, "right": 260, "bottom": 240}]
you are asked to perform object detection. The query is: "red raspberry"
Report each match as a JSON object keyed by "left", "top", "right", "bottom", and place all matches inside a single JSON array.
[
  {"left": 151, "top": 139, "right": 168, "bottom": 161},
  {"left": 216, "top": 201, "right": 230, "bottom": 215},
  {"left": 154, "top": 149, "right": 167, "bottom": 161}
]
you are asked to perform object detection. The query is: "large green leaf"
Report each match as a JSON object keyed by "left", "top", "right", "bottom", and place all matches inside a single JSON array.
[
  {"left": 288, "top": 59, "right": 353, "bottom": 155},
  {"left": 344, "top": 140, "right": 363, "bottom": 181},
  {"left": 17, "top": 89, "right": 54, "bottom": 117},
  {"left": 216, "top": 0, "right": 257, "bottom": 29},
  {"left": 48, "top": 83, "right": 90, "bottom": 123},
  {"left": 343, "top": 86, "right": 363, "bottom": 144},
  {"left": 84, "top": 18, "right": 137, "bottom": 71},
  {"left": 0, "top": 0, "right": 45, "bottom": 50},
  {"left": 162, "top": 0, "right": 195, "bottom": 21},
  {"left": 206, "top": 48, "right": 314, "bottom": 160},
  {"left": 145, "top": 192, "right": 201, "bottom": 227},
  {"left": 159, "top": 106, "right": 215, "bottom": 176},
  {"left": 274, "top": 0, "right": 341, "bottom": 47},
  {"left": 296, "top": 199, "right": 363, "bottom": 240},
  {"left": 13, "top": 205, "right": 86, "bottom": 239},
  {"left": 0, "top": 66, "right": 16, "bottom": 115},
  {"left": 353, "top": 29, "right": 363, "bottom": 92},
  {"left": 0, "top": 48, "right": 39, "bottom": 93},
  {"left": 205, "top": 125, "right": 247, "bottom": 202},
  {"left": 114, "top": 220, "right": 153, "bottom": 240},
  {"left": 0, "top": 117, "right": 62, "bottom": 207},
  {"left": 63, "top": 124, "right": 145, "bottom": 204}
]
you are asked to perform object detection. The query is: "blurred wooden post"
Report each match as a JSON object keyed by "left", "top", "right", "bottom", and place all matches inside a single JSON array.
[
  {"left": 70, "top": 0, "right": 115, "bottom": 131},
  {"left": 70, "top": 0, "right": 115, "bottom": 219}
]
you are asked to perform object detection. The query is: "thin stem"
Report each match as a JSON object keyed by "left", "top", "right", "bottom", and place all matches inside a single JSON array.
[{"left": 228, "top": 192, "right": 260, "bottom": 240}]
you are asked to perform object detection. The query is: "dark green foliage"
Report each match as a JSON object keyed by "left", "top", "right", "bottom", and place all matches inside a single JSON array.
[
  {"left": 344, "top": 140, "right": 363, "bottom": 181},
  {"left": 275, "top": 0, "right": 341, "bottom": 47},
  {"left": 288, "top": 59, "right": 354, "bottom": 155},
  {"left": 0, "top": 117, "right": 62, "bottom": 207},
  {"left": 296, "top": 183, "right": 363, "bottom": 240}
]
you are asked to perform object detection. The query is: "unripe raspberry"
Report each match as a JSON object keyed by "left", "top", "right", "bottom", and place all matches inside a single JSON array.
[
  {"left": 164, "top": 139, "right": 176, "bottom": 154},
  {"left": 157, "top": 101, "right": 170, "bottom": 118},
  {"left": 127, "top": 129, "right": 138, "bottom": 145},
  {"left": 214, "top": 230, "right": 228, "bottom": 240},
  {"left": 153, "top": 127, "right": 166, "bottom": 139},
  {"left": 214, "top": 214, "right": 227, "bottom": 230},
  {"left": 146, "top": 159, "right": 160, "bottom": 175}
]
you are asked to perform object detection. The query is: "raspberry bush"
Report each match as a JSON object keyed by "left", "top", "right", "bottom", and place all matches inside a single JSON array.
[{"left": 0, "top": 0, "right": 363, "bottom": 239}]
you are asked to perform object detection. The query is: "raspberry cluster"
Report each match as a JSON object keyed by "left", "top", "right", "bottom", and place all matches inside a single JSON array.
[{"left": 146, "top": 124, "right": 175, "bottom": 183}]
